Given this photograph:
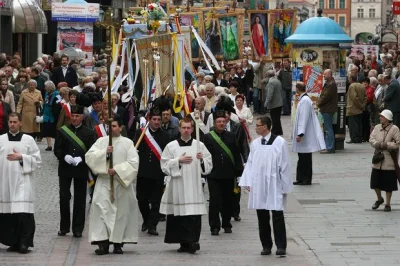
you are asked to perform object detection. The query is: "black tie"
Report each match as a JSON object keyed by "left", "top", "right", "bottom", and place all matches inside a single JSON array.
[{"left": 261, "top": 138, "right": 266, "bottom": 145}]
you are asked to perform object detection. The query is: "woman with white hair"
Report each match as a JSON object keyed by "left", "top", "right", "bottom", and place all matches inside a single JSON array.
[
  {"left": 369, "top": 109, "right": 400, "bottom": 212},
  {"left": 17, "top": 79, "right": 43, "bottom": 137},
  {"left": 42, "top": 81, "right": 60, "bottom": 151}
]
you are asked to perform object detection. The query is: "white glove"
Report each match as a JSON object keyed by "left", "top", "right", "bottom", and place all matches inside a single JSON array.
[
  {"left": 73, "top": 157, "right": 83, "bottom": 166},
  {"left": 201, "top": 178, "right": 206, "bottom": 184},
  {"left": 64, "top": 155, "right": 75, "bottom": 165}
]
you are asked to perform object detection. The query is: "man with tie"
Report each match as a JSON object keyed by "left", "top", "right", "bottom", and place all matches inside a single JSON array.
[{"left": 51, "top": 55, "right": 78, "bottom": 89}]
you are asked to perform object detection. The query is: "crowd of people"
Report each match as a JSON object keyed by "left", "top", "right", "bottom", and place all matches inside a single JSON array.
[{"left": 1, "top": 43, "right": 400, "bottom": 258}]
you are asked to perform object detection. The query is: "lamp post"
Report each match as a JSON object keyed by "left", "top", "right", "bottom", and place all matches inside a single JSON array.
[{"left": 95, "top": 8, "right": 120, "bottom": 203}]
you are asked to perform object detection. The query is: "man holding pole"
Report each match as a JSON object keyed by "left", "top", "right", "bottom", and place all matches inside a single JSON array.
[
  {"left": 134, "top": 107, "right": 170, "bottom": 236},
  {"left": 160, "top": 117, "right": 213, "bottom": 253},
  {"left": 85, "top": 115, "right": 140, "bottom": 255}
]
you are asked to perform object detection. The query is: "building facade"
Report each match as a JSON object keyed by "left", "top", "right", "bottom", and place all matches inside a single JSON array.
[
  {"left": 287, "top": 0, "right": 317, "bottom": 24},
  {"left": 351, "top": 0, "right": 381, "bottom": 39},
  {"left": 318, "top": 0, "right": 351, "bottom": 35}
]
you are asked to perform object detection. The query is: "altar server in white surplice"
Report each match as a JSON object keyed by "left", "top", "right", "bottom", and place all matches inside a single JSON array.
[
  {"left": 0, "top": 113, "right": 41, "bottom": 254},
  {"left": 85, "top": 116, "right": 139, "bottom": 256},
  {"left": 239, "top": 116, "right": 292, "bottom": 257},
  {"left": 160, "top": 117, "right": 213, "bottom": 254}
]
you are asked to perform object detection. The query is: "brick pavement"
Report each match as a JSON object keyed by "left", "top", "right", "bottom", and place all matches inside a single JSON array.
[{"left": 2, "top": 115, "right": 400, "bottom": 266}]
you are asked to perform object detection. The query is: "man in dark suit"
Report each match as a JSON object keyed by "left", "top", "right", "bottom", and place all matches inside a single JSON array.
[
  {"left": 204, "top": 110, "right": 243, "bottom": 236},
  {"left": 383, "top": 75, "right": 400, "bottom": 128},
  {"left": 52, "top": 55, "right": 78, "bottom": 88},
  {"left": 54, "top": 105, "right": 96, "bottom": 237}
]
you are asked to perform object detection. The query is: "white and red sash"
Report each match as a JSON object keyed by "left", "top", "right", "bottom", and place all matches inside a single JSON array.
[
  {"left": 94, "top": 124, "right": 108, "bottom": 138},
  {"left": 142, "top": 127, "right": 162, "bottom": 160},
  {"left": 62, "top": 102, "right": 71, "bottom": 119}
]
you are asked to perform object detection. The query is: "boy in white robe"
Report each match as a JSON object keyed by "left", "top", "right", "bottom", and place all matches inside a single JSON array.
[
  {"left": 0, "top": 112, "right": 41, "bottom": 254},
  {"left": 85, "top": 116, "right": 139, "bottom": 255},
  {"left": 292, "top": 82, "right": 326, "bottom": 185},
  {"left": 239, "top": 116, "right": 292, "bottom": 257},
  {"left": 160, "top": 117, "right": 213, "bottom": 253}
]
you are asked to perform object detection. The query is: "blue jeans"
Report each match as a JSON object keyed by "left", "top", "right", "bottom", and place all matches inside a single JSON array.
[
  {"left": 321, "top": 112, "right": 335, "bottom": 151},
  {"left": 252, "top": 87, "right": 265, "bottom": 113}
]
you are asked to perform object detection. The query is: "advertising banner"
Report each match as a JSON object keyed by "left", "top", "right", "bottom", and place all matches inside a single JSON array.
[
  {"left": 52, "top": 3, "right": 100, "bottom": 22},
  {"left": 293, "top": 47, "right": 323, "bottom": 67}
]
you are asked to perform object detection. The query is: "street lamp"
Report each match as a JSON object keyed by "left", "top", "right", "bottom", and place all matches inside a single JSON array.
[{"left": 95, "top": 8, "right": 120, "bottom": 203}]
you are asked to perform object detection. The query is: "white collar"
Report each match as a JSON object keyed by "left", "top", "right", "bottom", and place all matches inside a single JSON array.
[
  {"left": 261, "top": 132, "right": 271, "bottom": 142},
  {"left": 9, "top": 131, "right": 20, "bottom": 136}
]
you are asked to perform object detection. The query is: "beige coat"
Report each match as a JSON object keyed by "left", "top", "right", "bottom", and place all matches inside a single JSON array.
[
  {"left": 346, "top": 82, "right": 367, "bottom": 116},
  {"left": 369, "top": 123, "right": 400, "bottom": 170},
  {"left": 1, "top": 90, "right": 15, "bottom": 112},
  {"left": 17, "top": 89, "right": 43, "bottom": 133}
]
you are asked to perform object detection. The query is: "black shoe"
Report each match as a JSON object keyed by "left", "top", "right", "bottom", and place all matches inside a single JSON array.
[
  {"left": 293, "top": 181, "right": 303, "bottom": 185},
  {"left": 233, "top": 216, "right": 241, "bottom": 222},
  {"left": 141, "top": 223, "right": 149, "bottom": 232},
  {"left": 260, "top": 248, "right": 271, "bottom": 255},
  {"left": 113, "top": 244, "right": 123, "bottom": 254},
  {"left": 372, "top": 198, "right": 384, "bottom": 210},
  {"left": 7, "top": 245, "right": 19, "bottom": 252},
  {"left": 211, "top": 229, "right": 219, "bottom": 236},
  {"left": 45, "top": 146, "right": 52, "bottom": 151},
  {"left": 346, "top": 140, "right": 354, "bottom": 144},
  {"left": 95, "top": 243, "right": 109, "bottom": 255},
  {"left": 299, "top": 182, "right": 312, "bottom": 185},
  {"left": 276, "top": 248, "right": 286, "bottom": 256},
  {"left": 148, "top": 228, "right": 159, "bottom": 236},
  {"left": 194, "top": 242, "right": 200, "bottom": 251},
  {"left": 188, "top": 243, "right": 197, "bottom": 254},
  {"left": 224, "top": 228, "right": 232, "bottom": 233},
  {"left": 177, "top": 246, "right": 189, "bottom": 253},
  {"left": 159, "top": 216, "right": 166, "bottom": 222},
  {"left": 19, "top": 245, "right": 28, "bottom": 254},
  {"left": 58, "top": 230, "right": 69, "bottom": 236},
  {"left": 73, "top": 232, "right": 82, "bottom": 238},
  {"left": 384, "top": 205, "right": 391, "bottom": 212}
]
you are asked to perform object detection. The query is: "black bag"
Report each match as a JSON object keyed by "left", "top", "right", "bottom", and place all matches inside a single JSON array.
[{"left": 372, "top": 150, "right": 385, "bottom": 164}]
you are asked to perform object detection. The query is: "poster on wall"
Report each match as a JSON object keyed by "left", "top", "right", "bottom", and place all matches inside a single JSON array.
[
  {"left": 293, "top": 47, "right": 323, "bottom": 67},
  {"left": 248, "top": 11, "right": 269, "bottom": 60},
  {"left": 322, "top": 50, "right": 339, "bottom": 73},
  {"left": 217, "top": 14, "right": 244, "bottom": 62},
  {"left": 56, "top": 22, "right": 93, "bottom": 73},
  {"left": 269, "top": 9, "right": 296, "bottom": 58},
  {"left": 349, "top": 45, "right": 379, "bottom": 59}
]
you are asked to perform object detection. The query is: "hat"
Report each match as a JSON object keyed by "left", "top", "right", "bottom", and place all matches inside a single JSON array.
[
  {"left": 149, "top": 107, "right": 161, "bottom": 117},
  {"left": 215, "top": 95, "right": 236, "bottom": 114},
  {"left": 91, "top": 93, "right": 103, "bottom": 103},
  {"left": 380, "top": 109, "right": 393, "bottom": 121},
  {"left": 70, "top": 105, "right": 84, "bottom": 114},
  {"left": 213, "top": 109, "right": 226, "bottom": 120}
]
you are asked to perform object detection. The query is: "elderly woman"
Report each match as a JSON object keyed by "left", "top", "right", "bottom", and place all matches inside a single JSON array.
[
  {"left": 0, "top": 99, "right": 12, "bottom": 134},
  {"left": 369, "top": 110, "right": 400, "bottom": 212},
  {"left": 0, "top": 79, "right": 15, "bottom": 112},
  {"left": 42, "top": 81, "right": 60, "bottom": 150},
  {"left": 14, "top": 71, "right": 29, "bottom": 106},
  {"left": 17, "top": 79, "right": 43, "bottom": 137}
]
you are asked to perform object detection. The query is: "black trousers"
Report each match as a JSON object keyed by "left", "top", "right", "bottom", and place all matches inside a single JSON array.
[
  {"left": 164, "top": 215, "right": 201, "bottom": 244},
  {"left": 296, "top": 153, "right": 312, "bottom": 183},
  {"left": 270, "top": 107, "right": 283, "bottom": 135},
  {"left": 136, "top": 178, "right": 164, "bottom": 229},
  {"left": 208, "top": 178, "right": 234, "bottom": 231},
  {"left": 256, "top": 210, "right": 287, "bottom": 249},
  {"left": 348, "top": 114, "right": 363, "bottom": 143},
  {"left": 232, "top": 184, "right": 241, "bottom": 217},
  {"left": 362, "top": 110, "right": 370, "bottom": 142},
  {"left": 59, "top": 176, "right": 87, "bottom": 234}
]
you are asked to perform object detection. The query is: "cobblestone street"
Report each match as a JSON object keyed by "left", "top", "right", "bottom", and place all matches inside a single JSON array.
[{"left": 1, "top": 115, "right": 400, "bottom": 266}]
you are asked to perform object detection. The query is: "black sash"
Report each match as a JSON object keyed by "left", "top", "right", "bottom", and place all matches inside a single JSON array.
[{"left": 266, "top": 134, "right": 277, "bottom": 145}]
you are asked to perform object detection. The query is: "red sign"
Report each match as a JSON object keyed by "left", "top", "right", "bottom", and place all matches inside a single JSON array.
[{"left": 393, "top": 2, "right": 400, "bottom": 15}]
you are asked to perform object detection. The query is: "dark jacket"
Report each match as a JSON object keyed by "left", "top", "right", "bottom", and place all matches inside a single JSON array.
[
  {"left": 52, "top": 66, "right": 78, "bottom": 88},
  {"left": 212, "top": 79, "right": 229, "bottom": 88},
  {"left": 31, "top": 75, "right": 46, "bottom": 98},
  {"left": 317, "top": 78, "right": 338, "bottom": 113},
  {"left": 54, "top": 124, "right": 97, "bottom": 178},
  {"left": 384, "top": 79, "right": 400, "bottom": 113},
  {"left": 203, "top": 130, "right": 243, "bottom": 179},
  {"left": 161, "top": 122, "right": 179, "bottom": 141},
  {"left": 229, "top": 120, "right": 250, "bottom": 163},
  {"left": 277, "top": 68, "right": 292, "bottom": 92},
  {"left": 0, "top": 101, "right": 12, "bottom": 134},
  {"left": 134, "top": 127, "right": 170, "bottom": 180}
]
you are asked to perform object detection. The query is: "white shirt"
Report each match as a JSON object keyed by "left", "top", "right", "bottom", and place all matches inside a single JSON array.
[{"left": 62, "top": 66, "right": 68, "bottom": 77}]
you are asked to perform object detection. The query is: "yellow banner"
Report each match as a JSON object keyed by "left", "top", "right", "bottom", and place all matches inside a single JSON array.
[{"left": 172, "top": 33, "right": 186, "bottom": 114}]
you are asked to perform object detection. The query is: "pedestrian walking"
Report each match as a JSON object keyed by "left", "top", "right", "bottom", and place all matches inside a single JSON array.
[
  {"left": 160, "top": 118, "right": 213, "bottom": 253},
  {"left": 239, "top": 116, "right": 292, "bottom": 256},
  {"left": 292, "top": 82, "right": 326, "bottom": 185},
  {"left": 369, "top": 110, "right": 400, "bottom": 212},
  {"left": 0, "top": 113, "right": 41, "bottom": 254},
  {"left": 54, "top": 105, "right": 96, "bottom": 237},
  {"left": 264, "top": 70, "right": 283, "bottom": 135},
  {"left": 85, "top": 116, "right": 140, "bottom": 255}
]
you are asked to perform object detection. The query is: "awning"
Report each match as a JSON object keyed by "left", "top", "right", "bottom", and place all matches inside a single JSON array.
[{"left": 13, "top": 0, "right": 48, "bottom": 34}]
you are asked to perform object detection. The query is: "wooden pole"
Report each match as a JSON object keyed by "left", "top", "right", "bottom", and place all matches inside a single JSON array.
[{"left": 194, "top": 110, "right": 201, "bottom": 179}]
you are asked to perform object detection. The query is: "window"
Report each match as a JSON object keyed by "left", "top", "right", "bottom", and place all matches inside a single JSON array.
[
  {"left": 339, "top": 16, "right": 345, "bottom": 26},
  {"left": 357, "top": 8, "right": 364, "bottom": 18},
  {"left": 329, "top": 0, "right": 335, "bottom": 8},
  {"left": 319, "top": 0, "right": 324, "bottom": 9},
  {"left": 329, "top": 16, "right": 335, "bottom": 20},
  {"left": 369, "top": 8, "right": 375, "bottom": 18},
  {"left": 339, "top": 0, "right": 345, "bottom": 8}
]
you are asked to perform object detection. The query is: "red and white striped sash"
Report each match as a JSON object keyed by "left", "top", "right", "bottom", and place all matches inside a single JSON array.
[
  {"left": 94, "top": 124, "right": 108, "bottom": 138},
  {"left": 142, "top": 128, "right": 162, "bottom": 160},
  {"left": 62, "top": 102, "right": 71, "bottom": 119}
]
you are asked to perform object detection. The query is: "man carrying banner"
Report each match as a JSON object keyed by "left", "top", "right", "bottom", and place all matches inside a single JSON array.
[
  {"left": 134, "top": 107, "right": 170, "bottom": 236},
  {"left": 203, "top": 110, "right": 243, "bottom": 235},
  {"left": 54, "top": 105, "right": 97, "bottom": 237}
]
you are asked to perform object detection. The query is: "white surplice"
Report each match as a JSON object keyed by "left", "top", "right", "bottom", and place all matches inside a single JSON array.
[
  {"left": 160, "top": 139, "right": 213, "bottom": 216},
  {"left": 0, "top": 133, "right": 41, "bottom": 213},
  {"left": 239, "top": 134, "right": 292, "bottom": 211},
  {"left": 85, "top": 136, "right": 139, "bottom": 243},
  {"left": 292, "top": 94, "right": 326, "bottom": 153}
]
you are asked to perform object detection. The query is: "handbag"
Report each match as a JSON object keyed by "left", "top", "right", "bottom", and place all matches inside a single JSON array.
[
  {"left": 371, "top": 126, "right": 390, "bottom": 164},
  {"left": 36, "top": 105, "right": 43, "bottom": 124}
]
